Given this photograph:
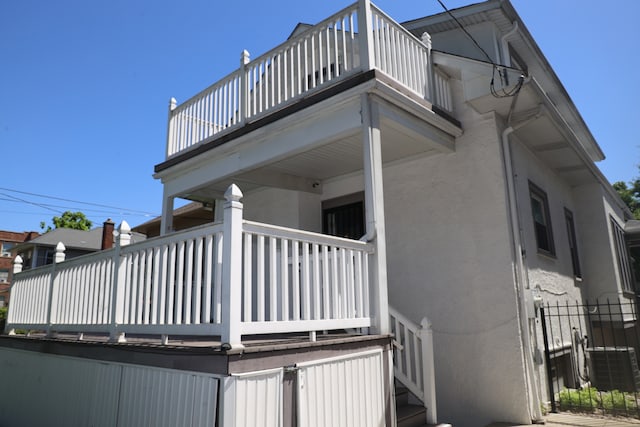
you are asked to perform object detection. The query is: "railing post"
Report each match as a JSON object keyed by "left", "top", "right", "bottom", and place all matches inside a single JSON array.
[
  {"left": 165, "top": 97, "right": 177, "bottom": 157},
  {"left": 239, "top": 50, "right": 250, "bottom": 125},
  {"left": 419, "top": 317, "right": 438, "bottom": 424},
  {"left": 221, "top": 184, "right": 244, "bottom": 349},
  {"left": 109, "top": 221, "right": 131, "bottom": 343},
  {"left": 6, "top": 256, "right": 24, "bottom": 335},
  {"left": 421, "top": 32, "right": 436, "bottom": 103},
  {"left": 44, "top": 242, "right": 66, "bottom": 337},
  {"left": 357, "top": 0, "right": 375, "bottom": 70}
]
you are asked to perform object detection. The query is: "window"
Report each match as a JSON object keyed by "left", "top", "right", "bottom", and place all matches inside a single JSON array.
[
  {"left": 0, "top": 269, "right": 8, "bottom": 283},
  {"left": 564, "top": 208, "right": 581, "bottom": 278},
  {"left": 611, "top": 216, "right": 634, "bottom": 294},
  {"left": 322, "top": 193, "right": 365, "bottom": 240},
  {"left": 1, "top": 242, "right": 14, "bottom": 257},
  {"left": 529, "top": 182, "right": 555, "bottom": 256}
]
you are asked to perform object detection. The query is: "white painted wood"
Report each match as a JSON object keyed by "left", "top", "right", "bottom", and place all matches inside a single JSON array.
[
  {"left": 7, "top": 193, "right": 377, "bottom": 343},
  {"left": 220, "top": 184, "right": 244, "bottom": 348},
  {"left": 361, "top": 94, "right": 390, "bottom": 335},
  {"left": 389, "top": 305, "right": 439, "bottom": 424}
]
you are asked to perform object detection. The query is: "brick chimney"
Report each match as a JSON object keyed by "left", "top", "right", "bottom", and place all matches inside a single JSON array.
[{"left": 101, "top": 219, "right": 115, "bottom": 250}]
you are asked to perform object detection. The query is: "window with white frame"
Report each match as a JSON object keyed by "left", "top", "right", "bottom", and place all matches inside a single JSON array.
[
  {"left": 0, "top": 269, "right": 8, "bottom": 283},
  {"left": 610, "top": 216, "right": 634, "bottom": 294},
  {"left": 529, "top": 182, "right": 555, "bottom": 256}
]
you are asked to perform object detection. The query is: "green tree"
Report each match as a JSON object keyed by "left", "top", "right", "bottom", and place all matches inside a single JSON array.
[
  {"left": 613, "top": 179, "right": 640, "bottom": 220},
  {"left": 40, "top": 211, "right": 93, "bottom": 232}
]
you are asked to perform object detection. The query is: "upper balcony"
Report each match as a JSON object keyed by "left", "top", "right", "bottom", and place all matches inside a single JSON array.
[{"left": 163, "top": 0, "right": 454, "bottom": 160}]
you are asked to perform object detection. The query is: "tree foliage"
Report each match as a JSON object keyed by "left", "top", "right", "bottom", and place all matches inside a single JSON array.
[
  {"left": 40, "top": 211, "right": 93, "bottom": 232},
  {"left": 613, "top": 179, "right": 640, "bottom": 220}
]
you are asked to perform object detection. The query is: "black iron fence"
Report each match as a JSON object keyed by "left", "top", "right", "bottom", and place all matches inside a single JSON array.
[{"left": 540, "top": 299, "right": 640, "bottom": 418}]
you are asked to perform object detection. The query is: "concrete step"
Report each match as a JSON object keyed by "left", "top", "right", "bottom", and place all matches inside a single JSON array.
[{"left": 397, "top": 403, "right": 427, "bottom": 427}]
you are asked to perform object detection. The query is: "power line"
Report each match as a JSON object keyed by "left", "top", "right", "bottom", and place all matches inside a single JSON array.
[
  {"left": 435, "top": 0, "right": 524, "bottom": 99},
  {"left": 0, "top": 192, "right": 61, "bottom": 214},
  {"left": 0, "top": 196, "right": 155, "bottom": 217},
  {"left": 435, "top": 0, "right": 494, "bottom": 64},
  {"left": 0, "top": 187, "right": 157, "bottom": 216}
]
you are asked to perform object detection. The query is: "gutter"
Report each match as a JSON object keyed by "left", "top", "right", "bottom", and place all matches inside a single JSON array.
[{"left": 500, "top": 75, "right": 545, "bottom": 424}]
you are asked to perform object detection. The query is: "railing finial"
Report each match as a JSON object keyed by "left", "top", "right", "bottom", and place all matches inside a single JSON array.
[
  {"left": 169, "top": 97, "right": 177, "bottom": 111},
  {"left": 240, "top": 50, "right": 250, "bottom": 66},
  {"left": 12, "top": 255, "right": 23, "bottom": 274},
  {"left": 224, "top": 183, "right": 243, "bottom": 203},
  {"left": 54, "top": 242, "right": 66, "bottom": 263},
  {"left": 117, "top": 221, "right": 132, "bottom": 246},
  {"left": 421, "top": 32, "right": 432, "bottom": 50}
]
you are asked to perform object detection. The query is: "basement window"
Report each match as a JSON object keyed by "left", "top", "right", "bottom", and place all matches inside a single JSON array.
[{"left": 529, "top": 182, "right": 555, "bottom": 256}]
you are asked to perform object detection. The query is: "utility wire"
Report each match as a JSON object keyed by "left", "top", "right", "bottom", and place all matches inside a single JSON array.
[
  {"left": 436, "top": 0, "right": 494, "bottom": 64},
  {"left": 435, "top": 0, "right": 524, "bottom": 99},
  {"left": 0, "top": 196, "right": 154, "bottom": 217},
  {"left": 0, "top": 187, "right": 157, "bottom": 216},
  {"left": 0, "top": 192, "right": 61, "bottom": 214}
]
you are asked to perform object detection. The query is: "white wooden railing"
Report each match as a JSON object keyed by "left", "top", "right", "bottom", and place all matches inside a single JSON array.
[
  {"left": 6, "top": 185, "right": 377, "bottom": 348},
  {"left": 165, "top": 0, "right": 452, "bottom": 158},
  {"left": 389, "top": 306, "right": 437, "bottom": 424}
]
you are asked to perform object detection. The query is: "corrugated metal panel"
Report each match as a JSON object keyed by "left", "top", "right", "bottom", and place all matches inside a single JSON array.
[
  {"left": 117, "top": 364, "right": 218, "bottom": 427},
  {"left": 0, "top": 347, "right": 219, "bottom": 427},
  {"left": 297, "top": 349, "right": 386, "bottom": 427},
  {"left": 223, "top": 368, "right": 283, "bottom": 427},
  {"left": 0, "top": 348, "right": 121, "bottom": 427}
]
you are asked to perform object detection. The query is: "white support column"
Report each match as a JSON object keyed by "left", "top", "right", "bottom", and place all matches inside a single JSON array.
[
  {"left": 357, "top": 0, "right": 375, "bottom": 71},
  {"left": 420, "top": 317, "right": 438, "bottom": 424},
  {"left": 109, "top": 221, "right": 131, "bottom": 343},
  {"left": 220, "top": 184, "right": 244, "bottom": 348},
  {"left": 361, "top": 94, "right": 389, "bottom": 335},
  {"left": 160, "top": 190, "right": 175, "bottom": 236}
]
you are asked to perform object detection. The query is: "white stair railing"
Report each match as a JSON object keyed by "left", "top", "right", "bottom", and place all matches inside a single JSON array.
[{"left": 389, "top": 305, "right": 437, "bottom": 424}]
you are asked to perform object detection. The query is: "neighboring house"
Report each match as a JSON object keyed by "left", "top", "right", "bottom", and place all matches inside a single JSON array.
[
  {"left": 0, "top": 230, "right": 38, "bottom": 307},
  {"left": 132, "top": 201, "right": 214, "bottom": 238},
  {"left": 13, "top": 220, "right": 146, "bottom": 270},
  {"left": 1, "top": 1, "right": 636, "bottom": 426}
]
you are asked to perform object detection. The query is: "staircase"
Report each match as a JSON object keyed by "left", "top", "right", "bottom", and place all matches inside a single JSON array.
[
  {"left": 396, "top": 384, "right": 452, "bottom": 427},
  {"left": 390, "top": 306, "right": 453, "bottom": 427}
]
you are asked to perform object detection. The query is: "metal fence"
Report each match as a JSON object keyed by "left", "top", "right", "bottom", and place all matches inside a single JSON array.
[{"left": 540, "top": 299, "right": 640, "bottom": 418}]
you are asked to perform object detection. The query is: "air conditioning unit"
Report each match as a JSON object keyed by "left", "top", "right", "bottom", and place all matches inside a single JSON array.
[
  {"left": 1, "top": 253, "right": 11, "bottom": 257},
  {"left": 586, "top": 347, "right": 640, "bottom": 392}
]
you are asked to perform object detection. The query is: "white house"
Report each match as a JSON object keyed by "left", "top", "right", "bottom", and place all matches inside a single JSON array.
[{"left": 2, "top": 1, "right": 633, "bottom": 426}]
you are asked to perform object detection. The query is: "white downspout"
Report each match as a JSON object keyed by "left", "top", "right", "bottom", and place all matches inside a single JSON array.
[{"left": 501, "top": 89, "right": 544, "bottom": 423}]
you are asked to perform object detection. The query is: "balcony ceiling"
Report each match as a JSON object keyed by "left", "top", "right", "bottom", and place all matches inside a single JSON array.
[{"left": 181, "top": 94, "right": 456, "bottom": 203}]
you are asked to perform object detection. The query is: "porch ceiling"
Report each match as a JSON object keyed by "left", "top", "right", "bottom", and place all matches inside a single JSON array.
[{"left": 183, "top": 106, "right": 451, "bottom": 203}]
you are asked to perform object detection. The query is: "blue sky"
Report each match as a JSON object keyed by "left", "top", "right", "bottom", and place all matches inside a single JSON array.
[{"left": 1, "top": 0, "right": 639, "bottom": 232}]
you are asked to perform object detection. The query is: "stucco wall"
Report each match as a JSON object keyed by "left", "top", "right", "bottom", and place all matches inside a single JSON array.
[
  {"left": 236, "top": 106, "right": 532, "bottom": 427},
  {"left": 381, "top": 111, "right": 530, "bottom": 426}
]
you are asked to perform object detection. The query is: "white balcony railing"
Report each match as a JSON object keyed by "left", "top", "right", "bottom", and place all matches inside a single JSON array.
[
  {"left": 6, "top": 184, "right": 377, "bottom": 348},
  {"left": 165, "top": 0, "right": 451, "bottom": 158}
]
